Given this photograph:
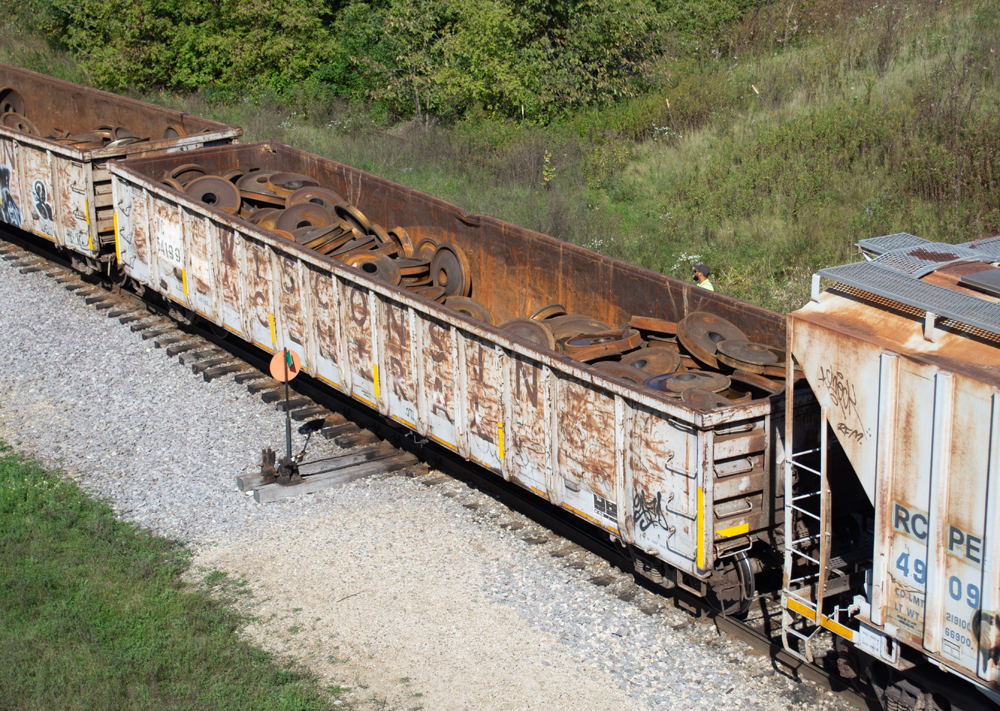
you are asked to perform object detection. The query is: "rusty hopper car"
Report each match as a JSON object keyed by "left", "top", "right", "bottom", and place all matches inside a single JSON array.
[
  {"left": 0, "top": 63, "right": 240, "bottom": 267},
  {"left": 783, "top": 233, "right": 1000, "bottom": 709},
  {"left": 109, "top": 140, "right": 811, "bottom": 614}
]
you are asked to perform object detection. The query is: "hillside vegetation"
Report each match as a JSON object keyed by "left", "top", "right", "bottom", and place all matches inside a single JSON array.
[{"left": 2, "top": 0, "right": 998, "bottom": 312}]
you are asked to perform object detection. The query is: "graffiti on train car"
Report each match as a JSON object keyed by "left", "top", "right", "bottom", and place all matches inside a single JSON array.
[
  {"left": 31, "top": 180, "right": 56, "bottom": 239},
  {"left": 1, "top": 142, "right": 23, "bottom": 227},
  {"left": 633, "top": 488, "right": 670, "bottom": 532}
]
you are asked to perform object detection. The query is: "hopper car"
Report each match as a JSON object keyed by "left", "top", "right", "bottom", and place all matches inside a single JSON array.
[{"left": 1, "top": 64, "right": 999, "bottom": 711}]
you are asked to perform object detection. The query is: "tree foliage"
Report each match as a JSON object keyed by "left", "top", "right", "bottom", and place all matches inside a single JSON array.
[
  {"left": 31, "top": 0, "right": 768, "bottom": 119},
  {"left": 62, "top": 0, "right": 336, "bottom": 94}
]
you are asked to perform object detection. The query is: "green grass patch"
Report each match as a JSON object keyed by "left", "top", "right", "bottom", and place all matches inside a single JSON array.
[{"left": 0, "top": 441, "right": 336, "bottom": 711}]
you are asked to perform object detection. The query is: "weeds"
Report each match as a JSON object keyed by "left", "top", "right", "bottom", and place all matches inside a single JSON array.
[{"left": 4, "top": 1, "right": 999, "bottom": 313}]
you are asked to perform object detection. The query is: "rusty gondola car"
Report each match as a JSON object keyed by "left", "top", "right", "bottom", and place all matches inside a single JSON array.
[
  {"left": 0, "top": 63, "right": 240, "bottom": 270},
  {"left": 107, "top": 140, "right": 806, "bottom": 617}
]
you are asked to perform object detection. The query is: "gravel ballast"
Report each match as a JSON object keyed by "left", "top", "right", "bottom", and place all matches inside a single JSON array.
[{"left": 0, "top": 253, "right": 854, "bottom": 711}]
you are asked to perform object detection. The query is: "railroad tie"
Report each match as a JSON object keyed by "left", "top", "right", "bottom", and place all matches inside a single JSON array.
[
  {"left": 178, "top": 348, "right": 221, "bottom": 366},
  {"left": 246, "top": 379, "right": 280, "bottom": 393},
  {"left": 141, "top": 325, "right": 179, "bottom": 340},
  {"left": 290, "top": 405, "right": 331, "bottom": 421},
  {"left": 19, "top": 264, "right": 44, "bottom": 274},
  {"left": 334, "top": 430, "right": 380, "bottom": 449},
  {"left": 203, "top": 363, "right": 253, "bottom": 383},
  {"left": 233, "top": 371, "right": 266, "bottom": 384},
  {"left": 108, "top": 307, "right": 139, "bottom": 318},
  {"left": 130, "top": 319, "right": 171, "bottom": 333},
  {"left": 166, "top": 341, "right": 204, "bottom": 357},
  {"left": 84, "top": 293, "right": 113, "bottom": 305},
  {"left": 259, "top": 390, "right": 286, "bottom": 404},
  {"left": 274, "top": 397, "right": 312, "bottom": 412},
  {"left": 320, "top": 422, "right": 359, "bottom": 440},
  {"left": 154, "top": 335, "right": 191, "bottom": 349},
  {"left": 190, "top": 355, "right": 236, "bottom": 375},
  {"left": 118, "top": 312, "right": 151, "bottom": 324}
]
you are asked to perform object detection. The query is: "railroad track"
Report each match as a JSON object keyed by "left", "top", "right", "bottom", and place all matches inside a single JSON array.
[{"left": 0, "top": 226, "right": 876, "bottom": 711}]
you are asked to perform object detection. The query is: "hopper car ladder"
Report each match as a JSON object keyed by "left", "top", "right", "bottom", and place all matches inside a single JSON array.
[{"left": 781, "top": 406, "right": 836, "bottom": 663}]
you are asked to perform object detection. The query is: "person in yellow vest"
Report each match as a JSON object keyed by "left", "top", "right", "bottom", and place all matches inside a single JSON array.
[{"left": 693, "top": 263, "right": 714, "bottom": 291}]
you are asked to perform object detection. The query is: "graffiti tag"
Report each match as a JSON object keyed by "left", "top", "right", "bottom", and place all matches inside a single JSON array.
[
  {"left": 836, "top": 422, "right": 866, "bottom": 443},
  {"left": 0, "top": 164, "right": 22, "bottom": 227},
  {"left": 817, "top": 365, "right": 861, "bottom": 421},
  {"left": 632, "top": 489, "right": 669, "bottom": 533}
]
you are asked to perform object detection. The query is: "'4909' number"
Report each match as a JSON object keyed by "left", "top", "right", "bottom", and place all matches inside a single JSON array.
[{"left": 896, "top": 552, "right": 980, "bottom": 608}]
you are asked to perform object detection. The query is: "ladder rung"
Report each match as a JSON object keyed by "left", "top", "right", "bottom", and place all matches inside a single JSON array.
[
  {"left": 784, "top": 627, "right": 818, "bottom": 643},
  {"left": 791, "top": 550, "right": 820, "bottom": 565},
  {"left": 791, "top": 535, "right": 820, "bottom": 545},
  {"left": 794, "top": 463, "right": 822, "bottom": 476},
  {"left": 792, "top": 492, "right": 821, "bottom": 501},
  {"left": 790, "top": 504, "right": 821, "bottom": 518},
  {"left": 786, "top": 590, "right": 818, "bottom": 608}
]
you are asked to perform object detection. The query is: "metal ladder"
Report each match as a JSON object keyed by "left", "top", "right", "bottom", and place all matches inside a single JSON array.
[{"left": 781, "top": 407, "right": 832, "bottom": 663}]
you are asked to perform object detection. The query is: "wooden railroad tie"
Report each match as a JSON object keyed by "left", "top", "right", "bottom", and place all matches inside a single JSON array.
[
  {"left": 274, "top": 397, "right": 312, "bottom": 412},
  {"left": 203, "top": 363, "right": 254, "bottom": 382}
]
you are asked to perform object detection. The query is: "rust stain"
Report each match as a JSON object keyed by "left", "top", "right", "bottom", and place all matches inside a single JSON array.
[
  {"left": 466, "top": 339, "right": 499, "bottom": 444},
  {"left": 908, "top": 248, "right": 959, "bottom": 263},
  {"left": 131, "top": 185, "right": 149, "bottom": 263},
  {"left": 424, "top": 321, "right": 454, "bottom": 421},
  {"left": 218, "top": 226, "right": 240, "bottom": 313},
  {"left": 347, "top": 286, "right": 372, "bottom": 377},
  {"left": 510, "top": 356, "right": 548, "bottom": 492},
  {"left": 247, "top": 241, "right": 271, "bottom": 330},
  {"left": 277, "top": 255, "right": 304, "bottom": 346},
  {"left": 189, "top": 211, "right": 212, "bottom": 296},
  {"left": 385, "top": 302, "right": 415, "bottom": 404},
  {"left": 308, "top": 269, "right": 338, "bottom": 364},
  {"left": 557, "top": 377, "right": 615, "bottom": 500}
]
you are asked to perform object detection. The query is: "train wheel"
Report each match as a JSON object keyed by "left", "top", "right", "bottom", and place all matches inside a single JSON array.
[{"left": 707, "top": 550, "right": 755, "bottom": 617}]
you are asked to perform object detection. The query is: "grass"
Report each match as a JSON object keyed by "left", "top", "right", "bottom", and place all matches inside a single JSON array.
[
  {"left": 0, "top": 441, "right": 338, "bottom": 711},
  {"left": 4, "top": 1, "right": 999, "bottom": 313}
]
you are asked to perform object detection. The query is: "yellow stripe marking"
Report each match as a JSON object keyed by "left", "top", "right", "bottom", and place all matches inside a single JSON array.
[
  {"left": 113, "top": 212, "right": 121, "bottom": 263},
  {"left": 786, "top": 597, "right": 855, "bottom": 640},
  {"left": 563, "top": 503, "right": 617, "bottom": 531},
  {"left": 373, "top": 364, "right": 380, "bottom": 398},
  {"left": 498, "top": 422, "right": 505, "bottom": 459},
  {"left": 716, "top": 522, "right": 750, "bottom": 538},
  {"left": 697, "top": 486, "right": 705, "bottom": 569},
  {"left": 182, "top": 269, "right": 188, "bottom": 298},
  {"left": 428, "top": 434, "right": 457, "bottom": 451},
  {"left": 86, "top": 199, "right": 93, "bottom": 252},
  {"left": 269, "top": 314, "right": 276, "bottom": 345}
]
